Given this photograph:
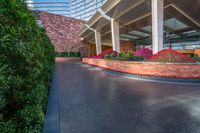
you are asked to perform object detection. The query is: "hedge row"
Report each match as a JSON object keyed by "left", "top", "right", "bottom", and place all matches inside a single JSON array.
[
  {"left": 56, "top": 52, "right": 81, "bottom": 57},
  {"left": 0, "top": 0, "right": 55, "bottom": 132}
]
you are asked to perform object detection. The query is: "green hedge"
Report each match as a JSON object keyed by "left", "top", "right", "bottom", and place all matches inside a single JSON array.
[
  {"left": 0, "top": 0, "right": 55, "bottom": 132},
  {"left": 104, "top": 51, "right": 145, "bottom": 61},
  {"left": 193, "top": 56, "right": 200, "bottom": 62},
  {"left": 56, "top": 52, "right": 81, "bottom": 57}
]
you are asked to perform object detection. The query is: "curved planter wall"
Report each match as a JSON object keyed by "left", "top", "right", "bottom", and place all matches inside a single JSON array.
[{"left": 82, "top": 58, "right": 200, "bottom": 79}]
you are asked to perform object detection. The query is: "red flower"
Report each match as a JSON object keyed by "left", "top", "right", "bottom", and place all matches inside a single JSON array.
[
  {"left": 134, "top": 48, "right": 152, "bottom": 59},
  {"left": 148, "top": 49, "right": 196, "bottom": 63},
  {"left": 86, "top": 49, "right": 117, "bottom": 59}
]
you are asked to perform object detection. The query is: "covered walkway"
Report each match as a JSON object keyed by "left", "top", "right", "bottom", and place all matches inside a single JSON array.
[
  {"left": 80, "top": 0, "right": 200, "bottom": 55},
  {"left": 44, "top": 62, "right": 200, "bottom": 133}
]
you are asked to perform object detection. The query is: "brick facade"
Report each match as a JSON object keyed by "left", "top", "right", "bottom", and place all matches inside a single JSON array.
[
  {"left": 82, "top": 58, "right": 200, "bottom": 78},
  {"left": 87, "top": 43, "right": 112, "bottom": 56},
  {"left": 195, "top": 49, "right": 200, "bottom": 57},
  {"left": 87, "top": 41, "right": 136, "bottom": 56},
  {"left": 177, "top": 49, "right": 200, "bottom": 57},
  {"left": 120, "top": 41, "right": 136, "bottom": 52},
  {"left": 38, "top": 11, "right": 88, "bottom": 55}
]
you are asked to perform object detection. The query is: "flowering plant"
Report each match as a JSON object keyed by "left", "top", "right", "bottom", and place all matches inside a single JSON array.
[
  {"left": 148, "top": 49, "right": 196, "bottom": 63},
  {"left": 118, "top": 51, "right": 133, "bottom": 61},
  {"left": 104, "top": 51, "right": 118, "bottom": 60},
  {"left": 98, "top": 49, "right": 116, "bottom": 58},
  {"left": 87, "top": 49, "right": 117, "bottom": 59},
  {"left": 134, "top": 48, "right": 152, "bottom": 59}
]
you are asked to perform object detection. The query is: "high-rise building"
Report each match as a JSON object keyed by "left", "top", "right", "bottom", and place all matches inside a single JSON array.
[
  {"left": 27, "top": 0, "right": 106, "bottom": 21},
  {"left": 70, "top": 0, "right": 106, "bottom": 20},
  {"left": 27, "top": 0, "right": 70, "bottom": 16}
]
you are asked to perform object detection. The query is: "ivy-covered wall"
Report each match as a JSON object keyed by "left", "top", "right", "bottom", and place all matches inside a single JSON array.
[{"left": 38, "top": 11, "right": 88, "bottom": 55}]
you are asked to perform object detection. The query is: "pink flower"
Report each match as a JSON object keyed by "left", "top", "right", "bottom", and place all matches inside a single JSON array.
[{"left": 134, "top": 48, "right": 152, "bottom": 59}]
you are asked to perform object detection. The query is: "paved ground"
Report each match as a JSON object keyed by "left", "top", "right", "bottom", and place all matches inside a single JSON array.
[{"left": 45, "top": 62, "right": 200, "bottom": 133}]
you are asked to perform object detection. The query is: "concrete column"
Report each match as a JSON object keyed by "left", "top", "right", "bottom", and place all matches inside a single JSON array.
[
  {"left": 152, "top": 0, "right": 164, "bottom": 54},
  {"left": 111, "top": 18, "right": 120, "bottom": 52},
  {"left": 95, "top": 30, "right": 102, "bottom": 55}
]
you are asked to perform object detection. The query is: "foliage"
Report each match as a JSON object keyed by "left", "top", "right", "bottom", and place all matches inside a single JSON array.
[
  {"left": 124, "top": 52, "right": 133, "bottom": 61},
  {"left": 90, "top": 50, "right": 145, "bottom": 62},
  {"left": 185, "top": 53, "right": 200, "bottom": 62},
  {"left": 118, "top": 52, "right": 133, "bottom": 61},
  {"left": 148, "top": 49, "right": 195, "bottom": 63},
  {"left": 131, "top": 56, "right": 145, "bottom": 61},
  {"left": 118, "top": 52, "right": 126, "bottom": 61},
  {"left": 88, "top": 48, "right": 197, "bottom": 63},
  {"left": 134, "top": 48, "right": 152, "bottom": 59},
  {"left": 104, "top": 54, "right": 110, "bottom": 59},
  {"left": 104, "top": 51, "right": 118, "bottom": 60},
  {"left": 0, "top": 0, "right": 55, "bottom": 132},
  {"left": 186, "top": 53, "right": 197, "bottom": 58},
  {"left": 192, "top": 56, "right": 200, "bottom": 62},
  {"left": 56, "top": 52, "right": 81, "bottom": 57}
]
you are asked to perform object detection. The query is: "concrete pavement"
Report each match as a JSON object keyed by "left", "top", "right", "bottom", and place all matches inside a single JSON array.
[{"left": 44, "top": 62, "right": 200, "bottom": 133}]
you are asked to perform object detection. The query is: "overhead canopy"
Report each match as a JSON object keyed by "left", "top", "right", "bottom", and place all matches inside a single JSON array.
[{"left": 79, "top": 0, "right": 200, "bottom": 43}]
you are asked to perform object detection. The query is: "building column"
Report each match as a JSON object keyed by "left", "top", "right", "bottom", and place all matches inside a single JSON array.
[
  {"left": 152, "top": 0, "right": 164, "bottom": 54},
  {"left": 111, "top": 18, "right": 120, "bottom": 52},
  {"left": 95, "top": 30, "right": 102, "bottom": 55}
]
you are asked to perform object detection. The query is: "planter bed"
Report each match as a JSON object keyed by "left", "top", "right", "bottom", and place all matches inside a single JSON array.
[
  {"left": 56, "top": 57, "right": 81, "bottom": 62},
  {"left": 82, "top": 58, "right": 200, "bottom": 79}
]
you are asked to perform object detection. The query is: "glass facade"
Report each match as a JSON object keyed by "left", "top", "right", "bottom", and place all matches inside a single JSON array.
[
  {"left": 121, "top": 17, "right": 200, "bottom": 51},
  {"left": 27, "top": 0, "right": 106, "bottom": 21},
  {"left": 27, "top": 0, "right": 70, "bottom": 16},
  {"left": 135, "top": 31, "right": 200, "bottom": 51},
  {"left": 70, "top": 0, "right": 106, "bottom": 21}
]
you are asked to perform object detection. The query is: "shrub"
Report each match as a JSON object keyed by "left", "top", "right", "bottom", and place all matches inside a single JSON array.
[
  {"left": 104, "top": 54, "right": 111, "bottom": 60},
  {"left": 186, "top": 53, "right": 197, "bottom": 58},
  {"left": 104, "top": 51, "right": 118, "bottom": 60},
  {"left": 118, "top": 52, "right": 125, "bottom": 61},
  {"left": 110, "top": 51, "right": 118, "bottom": 60},
  {"left": 68, "top": 52, "right": 75, "bottom": 57},
  {"left": 131, "top": 56, "right": 145, "bottom": 61},
  {"left": 0, "top": 0, "right": 55, "bottom": 132},
  {"left": 193, "top": 56, "right": 200, "bottom": 62},
  {"left": 124, "top": 52, "right": 133, "bottom": 61},
  {"left": 56, "top": 52, "right": 81, "bottom": 57},
  {"left": 148, "top": 49, "right": 195, "bottom": 63},
  {"left": 118, "top": 52, "right": 133, "bottom": 61},
  {"left": 75, "top": 52, "right": 81, "bottom": 57},
  {"left": 134, "top": 48, "right": 152, "bottom": 59}
]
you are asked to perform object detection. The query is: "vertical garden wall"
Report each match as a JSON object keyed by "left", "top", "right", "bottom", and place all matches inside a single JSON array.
[{"left": 0, "top": 0, "right": 55, "bottom": 132}]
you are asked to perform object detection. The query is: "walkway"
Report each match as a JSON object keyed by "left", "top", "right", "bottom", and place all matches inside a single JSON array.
[{"left": 44, "top": 62, "right": 200, "bottom": 133}]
